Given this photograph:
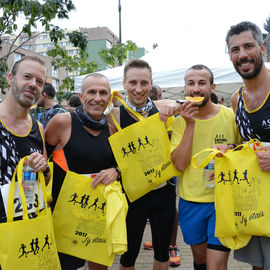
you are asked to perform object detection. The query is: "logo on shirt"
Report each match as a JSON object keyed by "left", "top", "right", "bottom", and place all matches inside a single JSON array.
[
  {"left": 214, "top": 134, "right": 227, "bottom": 144},
  {"left": 262, "top": 119, "right": 270, "bottom": 130}
]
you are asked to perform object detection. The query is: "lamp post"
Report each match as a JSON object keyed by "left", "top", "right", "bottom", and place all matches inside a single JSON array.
[{"left": 118, "top": 0, "right": 122, "bottom": 43}]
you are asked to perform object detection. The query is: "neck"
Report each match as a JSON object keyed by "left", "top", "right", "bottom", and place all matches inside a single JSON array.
[
  {"left": 45, "top": 99, "right": 56, "bottom": 109},
  {"left": 243, "top": 65, "right": 270, "bottom": 92},
  {"left": 196, "top": 101, "right": 220, "bottom": 120},
  {"left": 2, "top": 92, "right": 30, "bottom": 120}
]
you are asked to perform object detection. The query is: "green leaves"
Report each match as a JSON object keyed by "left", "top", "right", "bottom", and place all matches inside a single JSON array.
[
  {"left": 0, "top": 0, "right": 76, "bottom": 94},
  {"left": 99, "top": 40, "right": 138, "bottom": 67}
]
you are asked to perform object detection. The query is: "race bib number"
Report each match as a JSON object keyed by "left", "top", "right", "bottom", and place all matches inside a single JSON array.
[{"left": 0, "top": 181, "right": 45, "bottom": 218}]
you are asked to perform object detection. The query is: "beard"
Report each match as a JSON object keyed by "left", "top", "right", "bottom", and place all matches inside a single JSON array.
[
  {"left": 11, "top": 79, "right": 38, "bottom": 108},
  {"left": 234, "top": 52, "right": 263, "bottom": 80}
]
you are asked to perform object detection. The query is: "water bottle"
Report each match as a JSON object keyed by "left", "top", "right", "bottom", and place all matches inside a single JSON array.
[
  {"left": 22, "top": 165, "right": 36, "bottom": 204},
  {"left": 203, "top": 160, "right": 215, "bottom": 188}
]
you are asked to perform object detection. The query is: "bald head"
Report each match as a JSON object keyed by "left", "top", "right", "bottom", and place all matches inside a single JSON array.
[{"left": 81, "top": 73, "right": 111, "bottom": 94}]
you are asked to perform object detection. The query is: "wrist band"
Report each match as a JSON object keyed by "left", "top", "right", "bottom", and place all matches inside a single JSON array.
[{"left": 115, "top": 166, "right": 121, "bottom": 181}]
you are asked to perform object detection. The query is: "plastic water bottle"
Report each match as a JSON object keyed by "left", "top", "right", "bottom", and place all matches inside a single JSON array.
[
  {"left": 203, "top": 160, "right": 215, "bottom": 188},
  {"left": 22, "top": 165, "right": 36, "bottom": 204}
]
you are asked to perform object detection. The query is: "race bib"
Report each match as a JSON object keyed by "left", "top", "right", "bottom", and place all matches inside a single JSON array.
[{"left": 1, "top": 181, "right": 45, "bottom": 218}]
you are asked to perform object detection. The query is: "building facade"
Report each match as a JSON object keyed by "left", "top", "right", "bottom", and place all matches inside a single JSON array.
[{"left": 0, "top": 41, "right": 66, "bottom": 99}]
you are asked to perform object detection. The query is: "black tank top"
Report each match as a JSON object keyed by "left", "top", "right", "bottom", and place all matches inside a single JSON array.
[
  {"left": 0, "top": 116, "right": 44, "bottom": 220},
  {"left": 52, "top": 112, "right": 116, "bottom": 205},
  {"left": 120, "top": 103, "right": 158, "bottom": 128},
  {"left": 236, "top": 86, "right": 270, "bottom": 142}
]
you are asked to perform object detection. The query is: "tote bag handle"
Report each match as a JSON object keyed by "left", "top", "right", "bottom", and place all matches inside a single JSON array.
[
  {"left": 7, "top": 156, "right": 48, "bottom": 222},
  {"left": 109, "top": 91, "right": 147, "bottom": 131}
]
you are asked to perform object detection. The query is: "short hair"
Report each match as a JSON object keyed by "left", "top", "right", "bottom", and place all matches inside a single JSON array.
[
  {"left": 68, "top": 93, "right": 81, "bottom": 107},
  {"left": 226, "top": 21, "right": 263, "bottom": 49},
  {"left": 81, "top": 73, "right": 111, "bottom": 93},
  {"left": 124, "top": 59, "right": 152, "bottom": 79},
  {"left": 11, "top": 55, "right": 46, "bottom": 76},
  {"left": 42, "top": 82, "right": 56, "bottom": 98},
  {"left": 185, "top": 64, "right": 214, "bottom": 85}
]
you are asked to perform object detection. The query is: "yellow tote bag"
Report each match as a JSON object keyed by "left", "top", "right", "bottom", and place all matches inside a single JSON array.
[
  {"left": 109, "top": 94, "right": 180, "bottom": 202},
  {"left": 53, "top": 170, "right": 127, "bottom": 267},
  {"left": 0, "top": 156, "right": 61, "bottom": 270},
  {"left": 192, "top": 140, "right": 270, "bottom": 249}
]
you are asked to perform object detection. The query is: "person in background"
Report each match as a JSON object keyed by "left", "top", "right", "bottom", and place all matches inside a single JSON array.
[
  {"left": 149, "top": 84, "right": 163, "bottom": 100},
  {"left": 218, "top": 95, "right": 225, "bottom": 105},
  {"left": 36, "top": 82, "right": 66, "bottom": 128},
  {"left": 226, "top": 20, "right": 270, "bottom": 270},
  {"left": 68, "top": 93, "right": 81, "bottom": 108}
]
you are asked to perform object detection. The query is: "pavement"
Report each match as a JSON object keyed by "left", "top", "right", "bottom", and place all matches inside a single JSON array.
[{"left": 79, "top": 223, "right": 251, "bottom": 270}]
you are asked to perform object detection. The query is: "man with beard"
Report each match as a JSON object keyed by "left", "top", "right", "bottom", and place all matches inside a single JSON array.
[
  {"left": 45, "top": 73, "right": 119, "bottom": 270},
  {"left": 108, "top": 59, "right": 176, "bottom": 270},
  {"left": 169, "top": 64, "right": 240, "bottom": 270},
  {"left": 226, "top": 21, "right": 270, "bottom": 270},
  {"left": 0, "top": 56, "right": 50, "bottom": 223}
]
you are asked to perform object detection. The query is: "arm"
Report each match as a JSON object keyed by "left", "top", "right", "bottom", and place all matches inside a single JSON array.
[
  {"left": 27, "top": 124, "right": 50, "bottom": 184},
  {"left": 106, "top": 107, "right": 120, "bottom": 132},
  {"left": 230, "top": 90, "right": 238, "bottom": 113},
  {"left": 256, "top": 146, "right": 270, "bottom": 172},
  {"left": 171, "top": 102, "right": 199, "bottom": 171},
  {"left": 45, "top": 112, "right": 71, "bottom": 151}
]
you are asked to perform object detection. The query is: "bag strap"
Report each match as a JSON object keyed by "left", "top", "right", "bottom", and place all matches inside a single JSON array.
[
  {"left": 109, "top": 91, "right": 146, "bottom": 131},
  {"left": 7, "top": 156, "right": 48, "bottom": 222},
  {"left": 192, "top": 148, "right": 221, "bottom": 169}
]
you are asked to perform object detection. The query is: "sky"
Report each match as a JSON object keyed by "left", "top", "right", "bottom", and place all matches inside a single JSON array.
[{"left": 52, "top": 0, "right": 270, "bottom": 68}]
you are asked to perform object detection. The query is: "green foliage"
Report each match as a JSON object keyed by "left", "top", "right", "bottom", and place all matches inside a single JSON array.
[
  {"left": 0, "top": 0, "right": 78, "bottom": 94},
  {"left": 99, "top": 40, "right": 138, "bottom": 67},
  {"left": 264, "top": 16, "right": 270, "bottom": 34}
]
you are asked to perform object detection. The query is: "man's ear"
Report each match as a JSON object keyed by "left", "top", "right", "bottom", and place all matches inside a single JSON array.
[
  {"left": 7, "top": 72, "right": 13, "bottom": 86},
  {"left": 210, "top": 83, "right": 216, "bottom": 93}
]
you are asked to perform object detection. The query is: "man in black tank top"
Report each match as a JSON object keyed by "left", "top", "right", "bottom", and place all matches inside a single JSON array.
[
  {"left": 0, "top": 56, "right": 51, "bottom": 269},
  {"left": 45, "top": 73, "right": 119, "bottom": 270},
  {"left": 226, "top": 21, "right": 270, "bottom": 269},
  {"left": 107, "top": 59, "right": 176, "bottom": 270}
]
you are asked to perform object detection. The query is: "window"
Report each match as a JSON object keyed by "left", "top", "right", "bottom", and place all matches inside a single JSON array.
[
  {"left": 52, "top": 67, "right": 58, "bottom": 77},
  {"left": 52, "top": 79, "right": 59, "bottom": 92},
  {"left": 14, "top": 52, "right": 23, "bottom": 64}
]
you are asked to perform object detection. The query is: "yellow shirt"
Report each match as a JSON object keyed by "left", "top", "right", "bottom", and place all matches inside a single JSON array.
[{"left": 171, "top": 105, "right": 241, "bottom": 202}]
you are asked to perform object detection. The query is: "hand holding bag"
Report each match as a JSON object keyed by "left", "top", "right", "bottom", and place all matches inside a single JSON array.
[
  {"left": 0, "top": 156, "right": 61, "bottom": 270},
  {"left": 53, "top": 170, "right": 128, "bottom": 267},
  {"left": 109, "top": 93, "right": 180, "bottom": 202}
]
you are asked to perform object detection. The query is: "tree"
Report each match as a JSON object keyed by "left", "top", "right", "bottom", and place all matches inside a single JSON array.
[
  {"left": 264, "top": 15, "right": 270, "bottom": 34},
  {"left": 0, "top": 0, "right": 85, "bottom": 93},
  {"left": 47, "top": 33, "right": 99, "bottom": 103},
  {"left": 99, "top": 40, "right": 138, "bottom": 68}
]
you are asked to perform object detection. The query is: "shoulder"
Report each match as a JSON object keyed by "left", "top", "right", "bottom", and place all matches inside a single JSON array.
[
  {"left": 46, "top": 112, "right": 71, "bottom": 130},
  {"left": 231, "top": 88, "right": 241, "bottom": 113},
  {"left": 106, "top": 107, "right": 120, "bottom": 127}
]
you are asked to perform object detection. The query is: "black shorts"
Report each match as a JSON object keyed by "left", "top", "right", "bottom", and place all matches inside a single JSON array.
[
  {"left": 120, "top": 182, "right": 176, "bottom": 267},
  {"left": 58, "top": 252, "right": 85, "bottom": 270}
]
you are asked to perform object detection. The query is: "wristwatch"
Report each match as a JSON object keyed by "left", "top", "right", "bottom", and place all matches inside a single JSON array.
[
  {"left": 43, "top": 164, "right": 50, "bottom": 177},
  {"left": 115, "top": 166, "right": 121, "bottom": 181},
  {"left": 176, "top": 99, "right": 186, "bottom": 105}
]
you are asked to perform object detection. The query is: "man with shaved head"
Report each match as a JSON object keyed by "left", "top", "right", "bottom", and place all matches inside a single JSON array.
[{"left": 45, "top": 73, "right": 119, "bottom": 270}]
